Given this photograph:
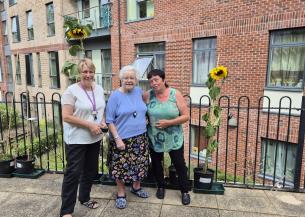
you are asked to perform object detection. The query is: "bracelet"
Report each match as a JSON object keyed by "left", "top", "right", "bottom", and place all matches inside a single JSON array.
[{"left": 114, "top": 135, "right": 120, "bottom": 140}]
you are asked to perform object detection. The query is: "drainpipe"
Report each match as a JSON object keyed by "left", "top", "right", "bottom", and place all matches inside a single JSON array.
[{"left": 118, "top": 0, "right": 122, "bottom": 69}]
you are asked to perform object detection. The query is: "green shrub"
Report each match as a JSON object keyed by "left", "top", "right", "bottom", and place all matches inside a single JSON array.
[{"left": 0, "top": 104, "right": 21, "bottom": 129}]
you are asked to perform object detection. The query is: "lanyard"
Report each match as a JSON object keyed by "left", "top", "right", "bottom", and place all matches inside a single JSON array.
[{"left": 80, "top": 83, "right": 96, "bottom": 113}]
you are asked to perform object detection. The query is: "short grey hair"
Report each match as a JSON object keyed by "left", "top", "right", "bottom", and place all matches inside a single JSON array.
[{"left": 119, "top": 65, "right": 140, "bottom": 80}]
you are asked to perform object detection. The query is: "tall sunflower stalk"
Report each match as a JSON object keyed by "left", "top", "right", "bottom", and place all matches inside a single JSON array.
[
  {"left": 202, "top": 66, "right": 228, "bottom": 173},
  {"left": 61, "top": 16, "right": 92, "bottom": 82}
]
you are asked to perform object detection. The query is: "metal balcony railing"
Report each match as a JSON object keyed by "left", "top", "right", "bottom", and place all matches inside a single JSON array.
[{"left": 64, "top": 3, "right": 112, "bottom": 30}]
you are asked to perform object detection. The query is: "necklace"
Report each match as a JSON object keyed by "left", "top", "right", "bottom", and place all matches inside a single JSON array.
[
  {"left": 125, "top": 91, "right": 137, "bottom": 118},
  {"left": 80, "top": 83, "right": 97, "bottom": 120}
]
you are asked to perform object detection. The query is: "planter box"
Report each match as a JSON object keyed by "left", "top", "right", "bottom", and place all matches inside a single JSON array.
[{"left": 0, "top": 158, "right": 15, "bottom": 177}]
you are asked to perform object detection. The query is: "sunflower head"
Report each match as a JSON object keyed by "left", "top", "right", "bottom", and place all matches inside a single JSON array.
[{"left": 209, "top": 66, "right": 228, "bottom": 81}]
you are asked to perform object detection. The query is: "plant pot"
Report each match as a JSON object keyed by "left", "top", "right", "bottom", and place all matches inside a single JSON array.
[
  {"left": 15, "top": 155, "right": 35, "bottom": 174},
  {"left": 194, "top": 167, "right": 214, "bottom": 190},
  {"left": 168, "top": 165, "right": 178, "bottom": 186},
  {"left": 0, "top": 158, "right": 15, "bottom": 174}
]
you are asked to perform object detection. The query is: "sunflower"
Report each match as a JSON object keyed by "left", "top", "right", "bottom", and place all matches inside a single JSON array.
[
  {"left": 66, "top": 27, "right": 88, "bottom": 39},
  {"left": 209, "top": 66, "right": 228, "bottom": 81}
]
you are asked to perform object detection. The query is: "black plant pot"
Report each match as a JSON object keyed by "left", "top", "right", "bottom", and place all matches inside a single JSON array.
[
  {"left": 194, "top": 167, "right": 214, "bottom": 189},
  {"left": 15, "top": 155, "right": 35, "bottom": 174},
  {"left": 0, "top": 158, "right": 15, "bottom": 174},
  {"left": 168, "top": 165, "right": 179, "bottom": 186}
]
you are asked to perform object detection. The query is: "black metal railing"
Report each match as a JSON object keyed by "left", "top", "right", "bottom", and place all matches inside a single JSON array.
[{"left": 0, "top": 93, "right": 304, "bottom": 192}]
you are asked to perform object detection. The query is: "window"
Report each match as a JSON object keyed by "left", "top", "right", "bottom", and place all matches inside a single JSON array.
[
  {"left": 9, "top": 0, "right": 16, "bottom": 6},
  {"left": 127, "top": 0, "right": 154, "bottom": 21},
  {"left": 85, "top": 50, "right": 92, "bottom": 59},
  {"left": 192, "top": 38, "right": 216, "bottom": 85},
  {"left": 37, "top": 53, "right": 42, "bottom": 87},
  {"left": 2, "top": 21, "right": 8, "bottom": 44},
  {"left": 27, "top": 10, "right": 34, "bottom": 40},
  {"left": 15, "top": 54, "right": 21, "bottom": 84},
  {"left": 135, "top": 42, "right": 165, "bottom": 91},
  {"left": 190, "top": 125, "right": 208, "bottom": 158},
  {"left": 100, "top": 49, "right": 112, "bottom": 95},
  {"left": 82, "top": 0, "right": 90, "bottom": 18},
  {"left": 6, "top": 56, "right": 14, "bottom": 92},
  {"left": 49, "top": 51, "right": 60, "bottom": 88},
  {"left": 25, "top": 54, "right": 34, "bottom": 86},
  {"left": 46, "top": 2, "right": 55, "bottom": 36},
  {"left": 267, "top": 29, "right": 305, "bottom": 89},
  {"left": 0, "top": 1, "right": 4, "bottom": 11},
  {"left": 260, "top": 138, "right": 297, "bottom": 184},
  {"left": 11, "top": 16, "right": 20, "bottom": 42}
]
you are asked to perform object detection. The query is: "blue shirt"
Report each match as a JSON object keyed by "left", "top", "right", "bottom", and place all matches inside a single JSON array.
[{"left": 106, "top": 86, "right": 147, "bottom": 139}]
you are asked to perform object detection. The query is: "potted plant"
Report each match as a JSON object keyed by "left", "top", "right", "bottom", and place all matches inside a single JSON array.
[
  {"left": 0, "top": 142, "right": 15, "bottom": 177},
  {"left": 194, "top": 65, "right": 228, "bottom": 190}
]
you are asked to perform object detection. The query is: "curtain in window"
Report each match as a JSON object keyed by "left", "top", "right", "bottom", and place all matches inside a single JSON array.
[
  {"left": 11, "top": 17, "right": 17, "bottom": 33},
  {"left": 127, "top": 0, "right": 137, "bottom": 21},
  {"left": 146, "top": 0, "right": 154, "bottom": 17},
  {"left": 27, "top": 11, "right": 33, "bottom": 28}
]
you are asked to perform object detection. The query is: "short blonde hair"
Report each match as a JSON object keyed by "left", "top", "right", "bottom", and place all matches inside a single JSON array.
[
  {"left": 119, "top": 65, "right": 139, "bottom": 80},
  {"left": 78, "top": 58, "right": 96, "bottom": 74}
]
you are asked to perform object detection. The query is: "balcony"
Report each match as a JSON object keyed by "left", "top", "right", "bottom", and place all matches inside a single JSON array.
[{"left": 64, "top": 3, "right": 112, "bottom": 38}]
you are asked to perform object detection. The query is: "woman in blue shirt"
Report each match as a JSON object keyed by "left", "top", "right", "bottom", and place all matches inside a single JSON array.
[{"left": 106, "top": 65, "right": 149, "bottom": 209}]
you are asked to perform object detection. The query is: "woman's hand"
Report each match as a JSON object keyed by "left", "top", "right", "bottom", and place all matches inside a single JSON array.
[
  {"left": 156, "top": 119, "right": 170, "bottom": 129},
  {"left": 88, "top": 123, "right": 102, "bottom": 135},
  {"left": 115, "top": 138, "right": 126, "bottom": 151}
]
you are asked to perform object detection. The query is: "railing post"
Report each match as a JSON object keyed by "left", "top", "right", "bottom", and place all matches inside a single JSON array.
[{"left": 294, "top": 96, "right": 305, "bottom": 191}]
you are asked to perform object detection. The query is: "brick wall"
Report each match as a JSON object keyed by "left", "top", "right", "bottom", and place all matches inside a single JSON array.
[{"left": 110, "top": 0, "right": 305, "bottom": 188}]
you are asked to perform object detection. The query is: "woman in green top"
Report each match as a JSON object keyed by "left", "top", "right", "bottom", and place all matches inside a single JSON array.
[{"left": 143, "top": 69, "right": 191, "bottom": 205}]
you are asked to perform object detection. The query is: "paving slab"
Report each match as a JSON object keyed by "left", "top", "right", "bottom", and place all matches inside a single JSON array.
[
  {"left": 0, "top": 192, "right": 11, "bottom": 204},
  {"left": 216, "top": 194, "right": 278, "bottom": 214},
  {"left": 100, "top": 200, "right": 161, "bottom": 217},
  {"left": 265, "top": 190, "right": 305, "bottom": 217},
  {"left": 219, "top": 210, "right": 293, "bottom": 217},
  {"left": 160, "top": 204, "right": 220, "bottom": 217}
]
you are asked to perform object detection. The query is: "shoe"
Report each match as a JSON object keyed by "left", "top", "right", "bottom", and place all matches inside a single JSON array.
[
  {"left": 80, "top": 200, "right": 99, "bottom": 209},
  {"left": 156, "top": 187, "right": 165, "bottom": 199},
  {"left": 181, "top": 193, "right": 190, "bottom": 205},
  {"left": 130, "top": 186, "right": 149, "bottom": 198},
  {"left": 115, "top": 195, "right": 127, "bottom": 209}
]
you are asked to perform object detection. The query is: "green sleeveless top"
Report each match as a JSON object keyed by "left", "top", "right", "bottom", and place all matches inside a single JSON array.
[{"left": 147, "top": 88, "right": 184, "bottom": 152}]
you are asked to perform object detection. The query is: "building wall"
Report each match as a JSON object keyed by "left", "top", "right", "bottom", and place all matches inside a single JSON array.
[
  {"left": 110, "top": 0, "right": 305, "bottom": 187},
  {"left": 5, "top": 0, "right": 77, "bottom": 102}
]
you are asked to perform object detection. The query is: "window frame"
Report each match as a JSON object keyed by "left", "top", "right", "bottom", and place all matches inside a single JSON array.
[
  {"left": 46, "top": 2, "right": 55, "bottom": 37},
  {"left": 15, "top": 54, "right": 21, "bottom": 85},
  {"left": 135, "top": 42, "right": 165, "bottom": 91},
  {"left": 192, "top": 37, "right": 217, "bottom": 86},
  {"left": 126, "top": 0, "right": 154, "bottom": 22},
  {"left": 266, "top": 29, "right": 305, "bottom": 91},
  {"left": 26, "top": 10, "right": 34, "bottom": 41},
  {"left": 48, "top": 51, "right": 60, "bottom": 88},
  {"left": 11, "top": 16, "right": 20, "bottom": 43},
  {"left": 1, "top": 21, "right": 8, "bottom": 45},
  {"left": 25, "top": 53, "right": 35, "bottom": 86},
  {"left": 259, "top": 138, "right": 297, "bottom": 185}
]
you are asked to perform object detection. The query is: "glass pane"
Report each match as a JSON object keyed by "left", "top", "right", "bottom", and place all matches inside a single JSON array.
[
  {"left": 137, "top": 42, "right": 165, "bottom": 53},
  {"left": 27, "top": 11, "right": 33, "bottom": 28},
  {"left": 146, "top": 0, "right": 154, "bottom": 17},
  {"left": 268, "top": 46, "right": 305, "bottom": 88},
  {"left": 47, "top": 4, "right": 54, "bottom": 22},
  {"left": 272, "top": 29, "right": 305, "bottom": 45},
  {"left": 154, "top": 53, "right": 165, "bottom": 71},
  {"left": 127, "top": 0, "right": 137, "bottom": 21},
  {"left": 48, "top": 23, "right": 55, "bottom": 36},
  {"left": 138, "top": 1, "right": 147, "bottom": 18},
  {"left": 194, "top": 38, "right": 216, "bottom": 50},
  {"left": 192, "top": 50, "right": 215, "bottom": 84},
  {"left": 101, "top": 49, "right": 112, "bottom": 75}
]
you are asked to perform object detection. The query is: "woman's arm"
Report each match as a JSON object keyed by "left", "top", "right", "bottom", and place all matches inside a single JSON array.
[
  {"left": 108, "top": 123, "right": 125, "bottom": 150},
  {"left": 156, "top": 89, "right": 189, "bottom": 128},
  {"left": 62, "top": 104, "right": 102, "bottom": 135}
]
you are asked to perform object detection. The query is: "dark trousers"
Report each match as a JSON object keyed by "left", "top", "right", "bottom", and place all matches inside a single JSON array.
[
  {"left": 150, "top": 146, "right": 188, "bottom": 193},
  {"left": 60, "top": 140, "right": 100, "bottom": 216}
]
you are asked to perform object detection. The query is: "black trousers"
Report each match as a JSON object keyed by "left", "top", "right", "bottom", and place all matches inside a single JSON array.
[
  {"left": 60, "top": 140, "right": 100, "bottom": 216},
  {"left": 150, "top": 146, "right": 188, "bottom": 193}
]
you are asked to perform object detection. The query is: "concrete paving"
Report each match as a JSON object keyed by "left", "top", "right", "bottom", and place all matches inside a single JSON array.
[{"left": 0, "top": 174, "right": 304, "bottom": 217}]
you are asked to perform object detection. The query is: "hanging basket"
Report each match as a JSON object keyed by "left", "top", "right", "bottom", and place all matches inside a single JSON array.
[
  {"left": 15, "top": 155, "right": 35, "bottom": 174},
  {"left": 0, "top": 158, "right": 15, "bottom": 175}
]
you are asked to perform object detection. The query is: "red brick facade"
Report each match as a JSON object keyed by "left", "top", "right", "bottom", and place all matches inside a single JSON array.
[{"left": 110, "top": 0, "right": 305, "bottom": 188}]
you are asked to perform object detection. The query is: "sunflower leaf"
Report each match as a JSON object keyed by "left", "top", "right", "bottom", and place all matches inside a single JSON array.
[
  {"left": 203, "top": 123, "right": 216, "bottom": 138},
  {"left": 69, "top": 45, "right": 82, "bottom": 56},
  {"left": 202, "top": 113, "right": 209, "bottom": 122}
]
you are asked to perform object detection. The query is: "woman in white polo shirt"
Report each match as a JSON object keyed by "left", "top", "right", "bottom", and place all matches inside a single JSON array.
[{"left": 60, "top": 58, "right": 106, "bottom": 217}]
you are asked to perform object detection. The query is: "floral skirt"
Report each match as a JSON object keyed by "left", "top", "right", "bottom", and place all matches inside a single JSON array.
[{"left": 108, "top": 133, "right": 149, "bottom": 182}]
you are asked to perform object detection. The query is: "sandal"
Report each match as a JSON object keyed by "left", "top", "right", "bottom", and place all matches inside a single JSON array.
[
  {"left": 80, "top": 200, "right": 99, "bottom": 209},
  {"left": 116, "top": 195, "right": 127, "bottom": 209},
  {"left": 130, "top": 186, "right": 149, "bottom": 198}
]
